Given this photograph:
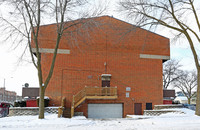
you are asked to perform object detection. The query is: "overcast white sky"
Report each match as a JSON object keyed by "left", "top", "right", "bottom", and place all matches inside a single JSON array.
[{"left": 0, "top": 0, "right": 198, "bottom": 95}]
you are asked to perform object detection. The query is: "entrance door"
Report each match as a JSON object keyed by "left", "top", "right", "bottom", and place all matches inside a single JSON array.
[
  {"left": 102, "top": 80, "right": 110, "bottom": 87},
  {"left": 134, "top": 103, "right": 142, "bottom": 115},
  {"left": 102, "top": 80, "right": 110, "bottom": 95}
]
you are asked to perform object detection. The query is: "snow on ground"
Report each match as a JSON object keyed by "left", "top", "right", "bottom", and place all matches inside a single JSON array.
[{"left": 0, "top": 108, "right": 200, "bottom": 130}]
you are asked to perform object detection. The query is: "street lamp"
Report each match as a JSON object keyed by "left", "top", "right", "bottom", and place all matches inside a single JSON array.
[{"left": 3, "top": 78, "right": 5, "bottom": 101}]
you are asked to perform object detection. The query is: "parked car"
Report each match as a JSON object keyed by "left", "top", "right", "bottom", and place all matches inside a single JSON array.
[
  {"left": 0, "top": 102, "right": 13, "bottom": 117},
  {"left": 183, "top": 104, "right": 196, "bottom": 111},
  {"left": 173, "top": 96, "right": 188, "bottom": 104}
]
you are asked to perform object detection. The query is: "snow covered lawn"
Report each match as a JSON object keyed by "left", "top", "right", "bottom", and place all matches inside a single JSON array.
[{"left": 0, "top": 108, "right": 200, "bottom": 130}]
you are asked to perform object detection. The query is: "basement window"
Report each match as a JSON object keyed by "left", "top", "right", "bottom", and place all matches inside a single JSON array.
[{"left": 146, "top": 103, "right": 152, "bottom": 110}]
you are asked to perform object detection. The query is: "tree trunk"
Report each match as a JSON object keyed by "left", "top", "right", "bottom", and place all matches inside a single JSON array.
[
  {"left": 39, "top": 86, "right": 45, "bottom": 119},
  {"left": 195, "top": 69, "right": 200, "bottom": 115},
  {"left": 188, "top": 98, "right": 191, "bottom": 105}
]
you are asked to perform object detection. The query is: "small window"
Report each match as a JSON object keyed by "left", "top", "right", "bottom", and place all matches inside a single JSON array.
[
  {"left": 146, "top": 103, "right": 152, "bottom": 110},
  {"left": 88, "top": 75, "right": 92, "bottom": 79},
  {"left": 126, "top": 92, "right": 129, "bottom": 98},
  {"left": 126, "top": 87, "right": 131, "bottom": 91}
]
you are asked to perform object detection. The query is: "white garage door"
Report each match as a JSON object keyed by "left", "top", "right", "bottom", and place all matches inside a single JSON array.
[{"left": 88, "top": 104, "right": 123, "bottom": 118}]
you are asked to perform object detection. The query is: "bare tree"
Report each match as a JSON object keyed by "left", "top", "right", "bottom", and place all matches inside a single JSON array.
[
  {"left": 163, "top": 59, "right": 183, "bottom": 89},
  {"left": 173, "top": 71, "right": 197, "bottom": 104},
  {"left": 0, "top": 0, "right": 106, "bottom": 119},
  {"left": 118, "top": 0, "right": 200, "bottom": 116}
]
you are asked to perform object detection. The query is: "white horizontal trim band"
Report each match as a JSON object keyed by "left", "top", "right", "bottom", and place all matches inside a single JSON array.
[
  {"left": 140, "top": 54, "right": 170, "bottom": 60},
  {"left": 32, "top": 48, "right": 70, "bottom": 54}
]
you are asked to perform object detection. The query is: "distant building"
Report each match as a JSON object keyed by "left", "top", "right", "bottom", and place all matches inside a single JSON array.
[
  {"left": 0, "top": 88, "right": 16, "bottom": 104},
  {"left": 163, "top": 89, "right": 175, "bottom": 104},
  {"left": 22, "top": 87, "right": 39, "bottom": 99},
  {"left": 16, "top": 95, "right": 22, "bottom": 101},
  {"left": 163, "top": 89, "right": 175, "bottom": 99}
]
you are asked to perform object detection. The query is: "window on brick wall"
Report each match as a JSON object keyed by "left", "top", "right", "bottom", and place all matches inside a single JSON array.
[
  {"left": 126, "top": 92, "right": 129, "bottom": 98},
  {"left": 146, "top": 103, "right": 152, "bottom": 110}
]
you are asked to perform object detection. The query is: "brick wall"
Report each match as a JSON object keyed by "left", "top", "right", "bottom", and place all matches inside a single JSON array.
[{"left": 35, "top": 16, "right": 170, "bottom": 117}]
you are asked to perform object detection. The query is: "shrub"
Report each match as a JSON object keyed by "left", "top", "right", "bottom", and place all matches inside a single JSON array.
[{"left": 14, "top": 101, "right": 26, "bottom": 107}]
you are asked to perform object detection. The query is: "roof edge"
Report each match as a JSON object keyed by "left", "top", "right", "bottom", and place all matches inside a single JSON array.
[{"left": 38, "top": 15, "right": 170, "bottom": 40}]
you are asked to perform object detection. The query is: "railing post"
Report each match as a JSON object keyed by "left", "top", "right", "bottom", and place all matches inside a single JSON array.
[
  {"left": 109, "top": 87, "right": 111, "bottom": 96},
  {"left": 58, "top": 97, "right": 65, "bottom": 118},
  {"left": 115, "top": 86, "right": 117, "bottom": 96},
  {"left": 106, "top": 86, "right": 107, "bottom": 96},
  {"left": 61, "top": 97, "right": 65, "bottom": 107},
  {"left": 95, "top": 87, "right": 97, "bottom": 96},
  {"left": 71, "top": 95, "right": 75, "bottom": 118},
  {"left": 71, "top": 106, "right": 74, "bottom": 118},
  {"left": 100, "top": 87, "right": 102, "bottom": 96}
]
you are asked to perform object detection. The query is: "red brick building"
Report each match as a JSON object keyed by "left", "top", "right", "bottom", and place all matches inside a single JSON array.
[
  {"left": 32, "top": 16, "right": 170, "bottom": 118},
  {"left": 0, "top": 88, "right": 16, "bottom": 104}
]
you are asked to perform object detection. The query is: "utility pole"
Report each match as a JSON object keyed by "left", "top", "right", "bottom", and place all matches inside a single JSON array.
[{"left": 3, "top": 78, "right": 5, "bottom": 101}]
